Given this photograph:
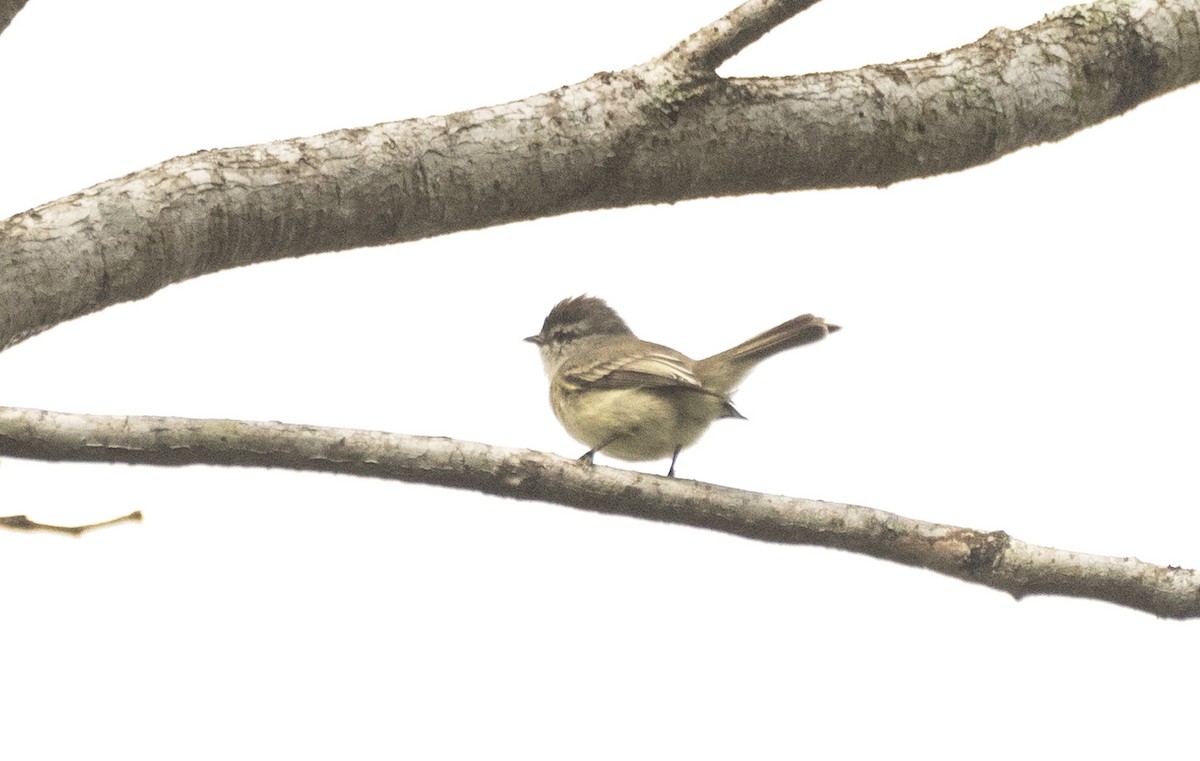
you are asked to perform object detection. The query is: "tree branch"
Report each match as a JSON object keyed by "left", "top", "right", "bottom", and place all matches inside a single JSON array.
[
  {"left": 659, "top": 0, "right": 825, "bottom": 73},
  {"left": 0, "top": 510, "right": 143, "bottom": 536},
  {"left": 0, "top": 405, "right": 1195, "bottom": 618},
  {"left": 2, "top": 0, "right": 1198, "bottom": 350},
  {"left": 0, "top": 0, "right": 31, "bottom": 37},
  {"left": 2, "top": 2, "right": 1198, "bottom": 617}
]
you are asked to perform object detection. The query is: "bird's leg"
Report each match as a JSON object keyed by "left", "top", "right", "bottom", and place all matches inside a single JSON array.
[
  {"left": 667, "top": 446, "right": 682, "bottom": 478},
  {"left": 578, "top": 436, "right": 620, "bottom": 467}
]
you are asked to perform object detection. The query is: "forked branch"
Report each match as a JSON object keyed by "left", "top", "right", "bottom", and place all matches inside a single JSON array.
[
  {"left": 3, "top": 0, "right": 1198, "bottom": 349},
  {"left": 2, "top": 1, "right": 1199, "bottom": 616},
  {"left": 659, "top": 0, "right": 825, "bottom": 72}
]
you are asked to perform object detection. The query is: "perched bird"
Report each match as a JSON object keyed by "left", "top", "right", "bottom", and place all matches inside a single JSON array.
[{"left": 526, "top": 296, "right": 838, "bottom": 476}]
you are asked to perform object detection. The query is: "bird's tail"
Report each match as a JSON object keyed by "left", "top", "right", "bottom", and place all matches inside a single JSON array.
[{"left": 696, "top": 314, "right": 839, "bottom": 392}]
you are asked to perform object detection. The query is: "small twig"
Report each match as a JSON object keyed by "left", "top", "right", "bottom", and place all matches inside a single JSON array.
[
  {"left": 0, "top": 510, "right": 143, "bottom": 535},
  {"left": 0, "top": 0, "right": 33, "bottom": 38},
  {"left": 0, "top": 405, "right": 1197, "bottom": 618},
  {"left": 660, "top": 0, "right": 825, "bottom": 73}
]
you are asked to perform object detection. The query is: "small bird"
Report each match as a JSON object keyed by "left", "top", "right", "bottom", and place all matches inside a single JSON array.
[{"left": 526, "top": 296, "right": 839, "bottom": 477}]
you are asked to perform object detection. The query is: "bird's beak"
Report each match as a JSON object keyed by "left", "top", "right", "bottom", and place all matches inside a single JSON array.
[{"left": 524, "top": 335, "right": 543, "bottom": 345}]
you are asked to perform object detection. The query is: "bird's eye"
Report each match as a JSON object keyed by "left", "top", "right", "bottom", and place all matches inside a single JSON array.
[{"left": 551, "top": 328, "right": 577, "bottom": 343}]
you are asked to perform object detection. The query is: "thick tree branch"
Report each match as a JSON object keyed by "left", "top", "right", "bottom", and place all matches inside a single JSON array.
[
  {"left": 0, "top": 405, "right": 1196, "bottom": 618},
  {"left": 2, "top": 0, "right": 1198, "bottom": 350},
  {"left": 2, "top": 2, "right": 1197, "bottom": 618}
]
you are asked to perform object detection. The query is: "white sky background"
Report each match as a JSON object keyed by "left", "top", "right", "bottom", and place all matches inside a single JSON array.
[{"left": 2, "top": 0, "right": 1198, "bottom": 757}]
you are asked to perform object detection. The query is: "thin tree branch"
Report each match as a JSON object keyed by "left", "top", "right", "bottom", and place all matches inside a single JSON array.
[
  {"left": 660, "top": 0, "right": 825, "bottom": 73},
  {"left": 3, "top": 0, "right": 1198, "bottom": 350},
  {"left": 0, "top": 510, "right": 143, "bottom": 535},
  {"left": 0, "top": 0, "right": 31, "bottom": 37},
  {"left": 0, "top": 405, "right": 1195, "bottom": 618}
]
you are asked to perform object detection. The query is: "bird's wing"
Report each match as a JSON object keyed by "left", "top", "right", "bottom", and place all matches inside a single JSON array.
[{"left": 564, "top": 350, "right": 705, "bottom": 391}]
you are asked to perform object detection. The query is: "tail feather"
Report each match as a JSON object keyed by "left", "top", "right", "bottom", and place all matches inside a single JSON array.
[{"left": 695, "top": 314, "right": 838, "bottom": 393}]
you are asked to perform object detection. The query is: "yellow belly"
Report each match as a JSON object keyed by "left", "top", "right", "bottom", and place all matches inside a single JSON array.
[{"left": 552, "top": 386, "right": 730, "bottom": 461}]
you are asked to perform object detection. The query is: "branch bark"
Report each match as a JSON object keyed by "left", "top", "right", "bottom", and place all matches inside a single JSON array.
[
  {"left": 3, "top": 1, "right": 1199, "bottom": 618},
  {"left": 0, "top": 0, "right": 31, "bottom": 37},
  {"left": 2, "top": 0, "right": 1198, "bottom": 349},
  {"left": 0, "top": 405, "right": 1195, "bottom": 618},
  {"left": 660, "top": 0, "right": 825, "bottom": 72}
]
